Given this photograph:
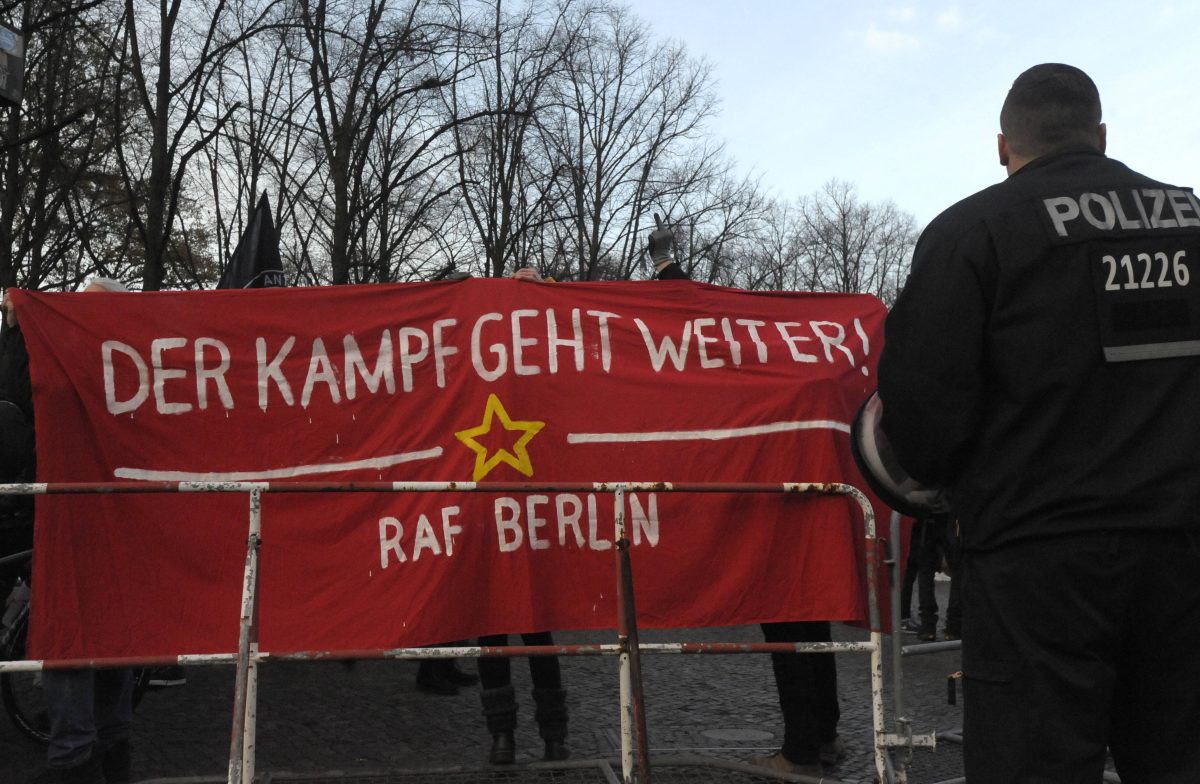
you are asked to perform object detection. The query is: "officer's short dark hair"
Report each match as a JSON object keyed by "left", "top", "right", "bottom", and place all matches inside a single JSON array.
[{"left": 1000, "top": 63, "right": 1102, "bottom": 158}]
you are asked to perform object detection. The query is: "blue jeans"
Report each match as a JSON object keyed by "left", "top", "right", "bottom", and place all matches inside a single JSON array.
[{"left": 42, "top": 668, "right": 134, "bottom": 766}]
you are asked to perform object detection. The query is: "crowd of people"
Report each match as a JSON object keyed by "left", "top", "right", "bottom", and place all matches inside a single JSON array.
[{"left": 5, "top": 61, "right": 1200, "bottom": 784}]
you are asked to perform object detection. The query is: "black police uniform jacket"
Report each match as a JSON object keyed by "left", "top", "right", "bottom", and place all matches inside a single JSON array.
[{"left": 878, "top": 149, "right": 1200, "bottom": 552}]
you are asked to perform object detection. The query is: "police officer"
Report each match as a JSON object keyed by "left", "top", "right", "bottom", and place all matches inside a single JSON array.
[{"left": 878, "top": 63, "right": 1200, "bottom": 782}]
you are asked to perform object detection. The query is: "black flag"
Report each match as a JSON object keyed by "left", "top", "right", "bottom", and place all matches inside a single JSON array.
[{"left": 218, "top": 192, "right": 285, "bottom": 289}]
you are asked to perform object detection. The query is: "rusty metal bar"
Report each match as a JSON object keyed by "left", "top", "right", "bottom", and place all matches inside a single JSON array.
[
  {"left": 613, "top": 486, "right": 652, "bottom": 784},
  {"left": 0, "top": 640, "right": 881, "bottom": 673},
  {"left": 1, "top": 480, "right": 894, "bottom": 784},
  {"left": 227, "top": 486, "right": 264, "bottom": 784},
  {"left": 616, "top": 489, "right": 635, "bottom": 783},
  {"left": 887, "top": 510, "right": 909, "bottom": 784},
  {"left": 244, "top": 488, "right": 263, "bottom": 783},
  {"left": 0, "top": 480, "right": 862, "bottom": 495},
  {"left": 852, "top": 490, "right": 889, "bottom": 784}
]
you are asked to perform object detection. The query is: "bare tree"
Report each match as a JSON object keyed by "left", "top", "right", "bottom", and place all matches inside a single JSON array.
[
  {"left": 794, "top": 179, "right": 918, "bottom": 305},
  {"left": 645, "top": 150, "right": 769, "bottom": 285},
  {"left": 294, "top": 0, "right": 467, "bottom": 284},
  {"left": 445, "top": 0, "right": 590, "bottom": 278},
  {"left": 539, "top": 3, "right": 717, "bottom": 280},
  {"left": 353, "top": 91, "right": 464, "bottom": 282},
  {"left": 731, "top": 199, "right": 810, "bottom": 291},
  {"left": 198, "top": 0, "right": 314, "bottom": 286},
  {"left": 113, "top": 0, "right": 254, "bottom": 289},
  {"left": 0, "top": 0, "right": 922, "bottom": 297},
  {"left": 0, "top": 0, "right": 137, "bottom": 291}
]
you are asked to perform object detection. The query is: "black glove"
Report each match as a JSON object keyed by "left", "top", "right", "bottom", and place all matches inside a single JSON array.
[{"left": 647, "top": 225, "right": 676, "bottom": 264}]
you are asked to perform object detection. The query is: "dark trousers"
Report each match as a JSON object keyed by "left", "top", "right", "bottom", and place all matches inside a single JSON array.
[
  {"left": 962, "top": 531, "right": 1200, "bottom": 784},
  {"left": 944, "top": 555, "right": 961, "bottom": 635},
  {"left": 478, "top": 632, "right": 566, "bottom": 741},
  {"left": 901, "top": 517, "right": 940, "bottom": 626},
  {"left": 44, "top": 668, "right": 134, "bottom": 766},
  {"left": 478, "top": 631, "right": 562, "bottom": 691},
  {"left": 762, "top": 621, "right": 840, "bottom": 764},
  {"left": 902, "top": 516, "right": 963, "bottom": 635}
]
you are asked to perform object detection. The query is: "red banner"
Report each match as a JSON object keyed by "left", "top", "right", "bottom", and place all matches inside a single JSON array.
[{"left": 13, "top": 280, "right": 887, "bottom": 660}]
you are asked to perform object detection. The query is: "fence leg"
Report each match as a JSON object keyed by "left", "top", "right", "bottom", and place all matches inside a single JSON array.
[
  {"left": 614, "top": 487, "right": 651, "bottom": 784},
  {"left": 851, "top": 492, "right": 891, "bottom": 784},
  {"left": 872, "top": 627, "right": 890, "bottom": 783},
  {"left": 888, "top": 510, "right": 908, "bottom": 783},
  {"left": 228, "top": 487, "right": 263, "bottom": 784},
  {"left": 244, "top": 639, "right": 258, "bottom": 780}
]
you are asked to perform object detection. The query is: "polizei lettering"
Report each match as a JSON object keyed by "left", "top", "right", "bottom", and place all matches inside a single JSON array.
[{"left": 1044, "top": 188, "right": 1200, "bottom": 238}]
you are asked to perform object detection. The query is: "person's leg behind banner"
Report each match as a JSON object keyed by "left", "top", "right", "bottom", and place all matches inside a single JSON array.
[
  {"left": 32, "top": 667, "right": 131, "bottom": 784},
  {"left": 477, "top": 631, "right": 569, "bottom": 764},
  {"left": 94, "top": 668, "right": 134, "bottom": 783},
  {"left": 915, "top": 525, "right": 940, "bottom": 641},
  {"left": 478, "top": 634, "right": 518, "bottom": 764},
  {"left": 899, "top": 518, "right": 922, "bottom": 633},
  {"left": 941, "top": 517, "right": 963, "bottom": 640},
  {"left": 522, "top": 631, "right": 569, "bottom": 761},
  {"left": 750, "top": 620, "right": 843, "bottom": 776}
]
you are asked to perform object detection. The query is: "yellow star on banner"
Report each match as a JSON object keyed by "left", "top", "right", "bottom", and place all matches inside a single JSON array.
[{"left": 455, "top": 393, "right": 546, "bottom": 481}]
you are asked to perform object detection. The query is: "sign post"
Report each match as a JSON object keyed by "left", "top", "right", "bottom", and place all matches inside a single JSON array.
[{"left": 0, "top": 24, "right": 23, "bottom": 108}]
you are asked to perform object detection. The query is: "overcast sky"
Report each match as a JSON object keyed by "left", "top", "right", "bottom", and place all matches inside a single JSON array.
[{"left": 630, "top": 1, "right": 1200, "bottom": 226}]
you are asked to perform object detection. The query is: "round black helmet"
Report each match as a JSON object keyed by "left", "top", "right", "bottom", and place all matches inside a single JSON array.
[{"left": 850, "top": 391, "right": 948, "bottom": 517}]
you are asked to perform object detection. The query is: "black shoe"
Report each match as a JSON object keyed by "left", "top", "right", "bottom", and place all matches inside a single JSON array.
[
  {"left": 415, "top": 669, "right": 458, "bottom": 695},
  {"left": 102, "top": 738, "right": 132, "bottom": 783},
  {"left": 819, "top": 735, "right": 846, "bottom": 766},
  {"left": 489, "top": 731, "right": 516, "bottom": 764},
  {"left": 445, "top": 661, "right": 478, "bottom": 686},
  {"left": 29, "top": 749, "right": 104, "bottom": 784},
  {"left": 543, "top": 739, "right": 570, "bottom": 761}
]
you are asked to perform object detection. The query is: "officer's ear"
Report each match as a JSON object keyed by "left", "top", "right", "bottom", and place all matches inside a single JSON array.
[
  {"left": 1096, "top": 123, "right": 1107, "bottom": 154},
  {"left": 997, "top": 133, "right": 1010, "bottom": 167}
]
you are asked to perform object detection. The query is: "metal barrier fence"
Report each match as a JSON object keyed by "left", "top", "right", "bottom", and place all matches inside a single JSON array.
[{"left": 0, "top": 480, "right": 933, "bottom": 784}]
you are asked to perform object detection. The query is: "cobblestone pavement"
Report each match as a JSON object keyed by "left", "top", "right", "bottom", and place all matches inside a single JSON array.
[{"left": 4, "top": 586, "right": 968, "bottom": 784}]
